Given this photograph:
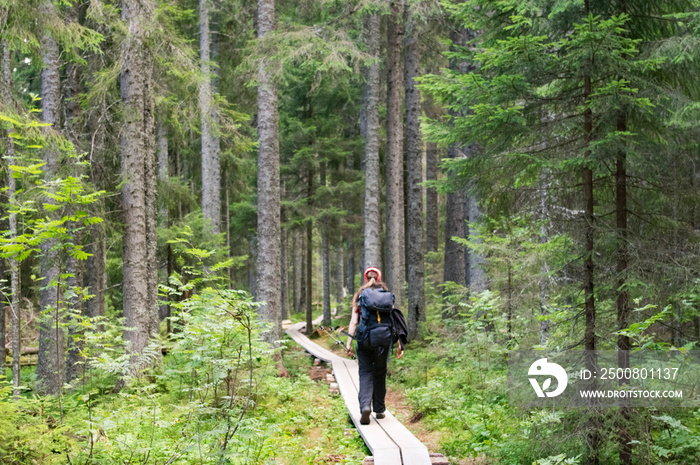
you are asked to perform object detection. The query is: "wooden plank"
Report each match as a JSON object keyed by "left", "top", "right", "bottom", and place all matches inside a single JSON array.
[
  {"left": 286, "top": 320, "right": 432, "bottom": 465},
  {"left": 287, "top": 323, "right": 344, "bottom": 363},
  {"left": 374, "top": 411, "right": 431, "bottom": 465},
  {"left": 337, "top": 360, "right": 430, "bottom": 465}
]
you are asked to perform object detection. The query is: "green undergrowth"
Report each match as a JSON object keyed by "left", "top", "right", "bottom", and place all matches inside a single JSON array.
[
  {"left": 384, "top": 291, "right": 700, "bottom": 465},
  {"left": 0, "top": 303, "right": 366, "bottom": 464}
]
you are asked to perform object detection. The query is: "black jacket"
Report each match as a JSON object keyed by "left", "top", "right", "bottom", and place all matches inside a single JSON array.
[{"left": 391, "top": 308, "right": 408, "bottom": 351}]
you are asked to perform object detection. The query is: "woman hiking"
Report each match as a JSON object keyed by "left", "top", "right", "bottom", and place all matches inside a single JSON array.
[{"left": 346, "top": 266, "right": 403, "bottom": 425}]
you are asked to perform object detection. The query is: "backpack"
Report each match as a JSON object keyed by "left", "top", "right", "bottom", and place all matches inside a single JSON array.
[
  {"left": 355, "top": 288, "right": 394, "bottom": 344},
  {"left": 359, "top": 288, "right": 394, "bottom": 327}
]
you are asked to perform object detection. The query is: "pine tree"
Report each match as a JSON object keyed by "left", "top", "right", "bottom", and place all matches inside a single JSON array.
[
  {"left": 256, "top": 0, "right": 282, "bottom": 345},
  {"left": 120, "top": 0, "right": 159, "bottom": 367},
  {"left": 385, "top": 2, "right": 405, "bottom": 305},
  {"left": 362, "top": 12, "right": 381, "bottom": 269},
  {"left": 35, "top": 0, "right": 65, "bottom": 395}
]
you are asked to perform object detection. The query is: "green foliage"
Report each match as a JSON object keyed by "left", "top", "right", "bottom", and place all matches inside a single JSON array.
[{"left": 0, "top": 380, "right": 73, "bottom": 465}]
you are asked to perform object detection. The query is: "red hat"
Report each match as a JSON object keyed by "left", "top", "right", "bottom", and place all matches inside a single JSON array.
[{"left": 363, "top": 266, "right": 382, "bottom": 283}]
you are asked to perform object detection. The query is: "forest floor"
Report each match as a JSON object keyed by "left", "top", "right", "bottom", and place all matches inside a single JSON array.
[{"left": 301, "top": 319, "right": 492, "bottom": 465}]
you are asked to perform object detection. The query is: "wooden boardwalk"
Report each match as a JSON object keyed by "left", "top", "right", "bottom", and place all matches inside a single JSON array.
[{"left": 285, "top": 320, "right": 433, "bottom": 465}]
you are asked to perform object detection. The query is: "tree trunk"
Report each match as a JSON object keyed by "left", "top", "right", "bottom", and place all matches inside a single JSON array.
[
  {"left": 443, "top": 148, "right": 465, "bottom": 288},
  {"left": 320, "top": 165, "right": 331, "bottom": 326},
  {"left": 120, "top": 0, "right": 158, "bottom": 367},
  {"left": 305, "top": 167, "right": 314, "bottom": 334},
  {"left": 36, "top": 1, "right": 65, "bottom": 395},
  {"left": 346, "top": 240, "right": 355, "bottom": 301},
  {"left": 86, "top": 47, "right": 108, "bottom": 325},
  {"left": 465, "top": 175, "right": 486, "bottom": 293},
  {"left": 306, "top": 216, "right": 313, "bottom": 335},
  {"left": 362, "top": 13, "right": 381, "bottom": 269},
  {"left": 3, "top": 41, "right": 22, "bottom": 398},
  {"left": 425, "top": 142, "right": 439, "bottom": 254},
  {"left": 404, "top": 4, "right": 425, "bottom": 338},
  {"left": 616, "top": 7, "right": 631, "bottom": 455},
  {"left": 281, "top": 226, "right": 289, "bottom": 319},
  {"left": 385, "top": 2, "right": 405, "bottom": 306},
  {"left": 443, "top": 28, "right": 468, "bottom": 291},
  {"left": 65, "top": 244, "right": 84, "bottom": 383},
  {"left": 294, "top": 229, "right": 302, "bottom": 313},
  {"left": 539, "top": 170, "right": 551, "bottom": 344},
  {"left": 0, "top": 258, "right": 4, "bottom": 362},
  {"left": 157, "top": 120, "right": 170, "bottom": 324},
  {"left": 64, "top": 19, "right": 85, "bottom": 382},
  {"left": 583, "top": 2, "right": 599, "bottom": 462},
  {"left": 249, "top": 236, "right": 257, "bottom": 299},
  {"left": 335, "top": 242, "right": 344, "bottom": 306},
  {"left": 300, "top": 229, "right": 306, "bottom": 312},
  {"left": 200, "top": 0, "right": 220, "bottom": 234},
  {"left": 256, "top": 0, "right": 282, "bottom": 346},
  {"left": 280, "top": 181, "right": 289, "bottom": 320}
]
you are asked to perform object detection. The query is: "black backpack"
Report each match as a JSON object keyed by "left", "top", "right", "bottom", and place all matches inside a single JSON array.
[{"left": 358, "top": 288, "right": 394, "bottom": 329}]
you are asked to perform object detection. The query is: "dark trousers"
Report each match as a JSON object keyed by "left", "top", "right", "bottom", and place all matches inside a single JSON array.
[{"left": 356, "top": 326, "right": 393, "bottom": 413}]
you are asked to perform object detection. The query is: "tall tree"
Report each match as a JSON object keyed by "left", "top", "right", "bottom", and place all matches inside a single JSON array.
[
  {"left": 425, "top": 141, "right": 439, "bottom": 253},
  {"left": 320, "top": 164, "right": 331, "bottom": 326},
  {"left": 157, "top": 119, "right": 170, "bottom": 326},
  {"left": 200, "top": 0, "right": 220, "bottom": 234},
  {"left": 442, "top": 28, "right": 467, "bottom": 290},
  {"left": 2, "top": 40, "right": 21, "bottom": 399},
  {"left": 305, "top": 168, "right": 313, "bottom": 335},
  {"left": 292, "top": 228, "right": 301, "bottom": 312},
  {"left": 280, "top": 181, "right": 289, "bottom": 319},
  {"left": 35, "top": 0, "right": 65, "bottom": 395},
  {"left": 120, "top": 0, "right": 158, "bottom": 365},
  {"left": 404, "top": 3, "right": 425, "bottom": 338},
  {"left": 362, "top": 12, "right": 381, "bottom": 269},
  {"left": 385, "top": 2, "right": 405, "bottom": 305},
  {"left": 256, "top": 0, "right": 282, "bottom": 344}
]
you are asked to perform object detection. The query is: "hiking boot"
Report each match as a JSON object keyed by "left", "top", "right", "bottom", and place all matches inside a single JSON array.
[
  {"left": 376, "top": 412, "right": 385, "bottom": 419},
  {"left": 360, "top": 408, "right": 371, "bottom": 425}
]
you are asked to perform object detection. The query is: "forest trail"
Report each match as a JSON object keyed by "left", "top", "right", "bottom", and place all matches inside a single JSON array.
[{"left": 285, "top": 319, "right": 433, "bottom": 465}]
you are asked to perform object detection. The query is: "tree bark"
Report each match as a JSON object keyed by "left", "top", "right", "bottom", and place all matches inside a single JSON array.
[
  {"left": 280, "top": 182, "right": 289, "bottom": 320},
  {"left": 404, "top": 4, "right": 425, "bottom": 338},
  {"left": 157, "top": 120, "right": 170, "bottom": 324},
  {"left": 346, "top": 240, "right": 355, "bottom": 301},
  {"left": 425, "top": 142, "right": 439, "bottom": 253},
  {"left": 443, "top": 147, "right": 465, "bottom": 288},
  {"left": 120, "top": 0, "right": 158, "bottom": 367},
  {"left": 3, "top": 41, "right": 22, "bottom": 399},
  {"left": 200, "top": 0, "right": 220, "bottom": 234},
  {"left": 292, "top": 228, "right": 303, "bottom": 313},
  {"left": 256, "top": 0, "right": 282, "bottom": 345},
  {"left": 305, "top": 168, "right": 314, "bottom": 334},
  {"left": 385, "top": 2, "right": 405, "bottom": 306},
  {"left": 583, "top": 2, "right": 599, "bottom": 462},
  {"left": 0, "top": 258, "right": 4, "bottom": 362},
  {"left": 465, "top": 172, "right": 486, "bottom": 293},
  {"left": 86, "top": 47, "right": 107, "bottom": 325},
  {"left": 306, "top": 217, "right": 313, "bottom": 335},
  {"left": 299, "top": 228, "right": 306, "bottom": 312},
  {"left": 64, "top": 13, "right": 86, "bottom": 382},
  {"left": 335, "top": 242, "right": 344, "bottom": 306},
  {"left": 616, "top": 2, "right": 631, "bottom": 455},
  {"left": 321, "top": 165, "right": 331, "bottom": 326},
  {"left": 443, "top": 28, "right": 469, "bottom": 291},
  {"left": 539, "top": 170, "right": 551, "bottom": 344},
  {"left": 36, "top": 0, "right": 65, "bottom": 395},
  {"left": 362, "top": 13, "right": 381, "bottom": 269}
]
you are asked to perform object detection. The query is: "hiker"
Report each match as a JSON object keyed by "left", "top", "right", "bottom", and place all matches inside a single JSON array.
[{"left": 346, "top": 266, "right": 403, "bottom": 425}]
